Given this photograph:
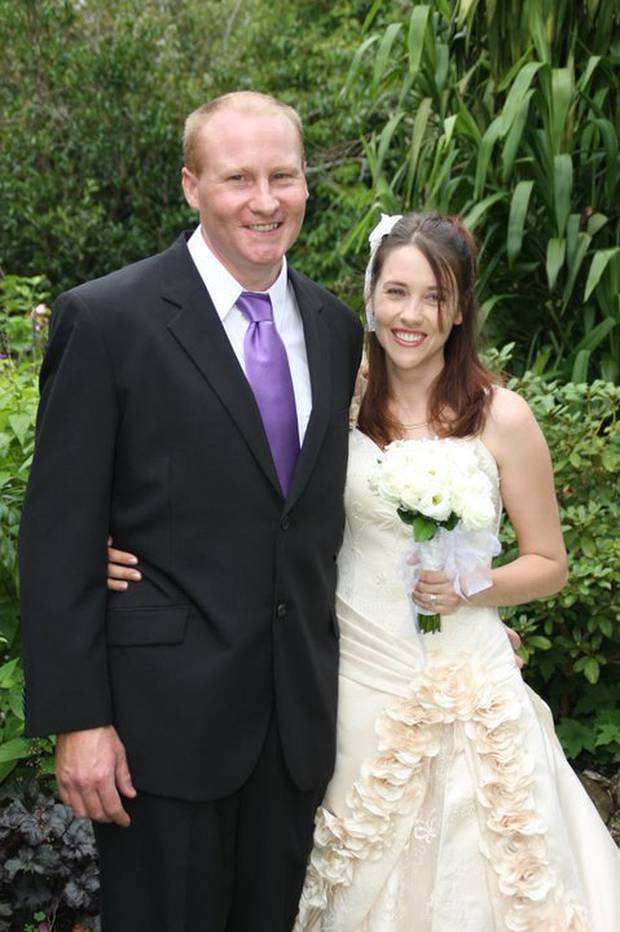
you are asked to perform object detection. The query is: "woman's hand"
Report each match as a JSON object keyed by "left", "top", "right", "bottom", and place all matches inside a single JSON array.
[
  {"left": 413, "top": 569, "right": 524, "bottom": 669},
  {"left": 107, "top": 537, "right": 141, "bottom": 591},
  {"left": 412, "top": 569, "right": 462, "bottom": 615}
]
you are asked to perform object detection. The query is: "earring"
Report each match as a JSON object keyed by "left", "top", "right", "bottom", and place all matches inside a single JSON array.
[{"left": 365, "top": 302, "right": 376, "bottom": 332}]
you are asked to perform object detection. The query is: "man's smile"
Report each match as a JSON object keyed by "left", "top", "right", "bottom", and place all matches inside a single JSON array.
[{"left": 245, "top": 222, "right": 283, "bottom": 233}]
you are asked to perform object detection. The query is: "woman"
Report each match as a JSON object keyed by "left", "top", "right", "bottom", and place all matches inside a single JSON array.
[{"left": 107, "top": 213, "right": 619, "bottom": 930}]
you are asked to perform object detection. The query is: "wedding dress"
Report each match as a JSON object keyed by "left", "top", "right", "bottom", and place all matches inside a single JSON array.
[{"left": 295, "top": 429, "right": 620, "bottom": 932}]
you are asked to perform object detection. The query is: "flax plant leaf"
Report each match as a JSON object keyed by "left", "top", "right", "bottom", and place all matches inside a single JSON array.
[{"left": 507, "top": 180, "right": 534, "bottom": 265}]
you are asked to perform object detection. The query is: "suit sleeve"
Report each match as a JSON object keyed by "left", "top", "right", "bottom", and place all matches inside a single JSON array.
[{"left": 19, "top": 291, "right": 119, "bottom": 737}]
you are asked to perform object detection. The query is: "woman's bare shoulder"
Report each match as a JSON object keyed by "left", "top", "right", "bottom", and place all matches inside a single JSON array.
[
  {"left": 481, "top": 387, "right": 545, "bottom": 464},
  {"left": 486, "top": 386, "right": 535, "bottom": 432}
]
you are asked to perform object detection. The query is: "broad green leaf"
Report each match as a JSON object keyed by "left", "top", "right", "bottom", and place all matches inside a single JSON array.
[
  {"left": 563, "top": 232, "right": 591, "bottom": 305},
  {"left": 553, "top": 153, "right": 573, "bottom": 237},
  {"left": 571, "top": 349, "right": 590, "bottom": 383},
  {"left": 546, "top": 238, "right": 566, "bottom": 290},
  {"left": 462, "top": 192, "right": 505, "bottom": 231},
  {"left": 406, "top": 97, "right": 432, "bottom": 199},
  {"left": 584, "top": 657, "right": 600, "bottom": 684},
  {"left": 342, "top": 35, "right": 380, "bottom": 97},
  {"left": 372, "top": 23, "right": 403, "bottom": 92},
  {"left": 0, "top": 761, "right": 19, "bottom": 783},
  {"left": 407, "top": 5, "right": 430, "bottom": 76},
  {"left": 556, "top": 718, "right": 595, "bottom": 759},
  {"left": 427, "top": 147, "right": 459, "bottom": 202},
  {"left": 456, "top": 0, "right": 478, "bottom": 23},
  {"left": 600, "top": 353, "right": 618, "bottom": 382},
  {"left": 507, "top": 180, "right": 534, "bottom": 265},
  {"left": 595, "top": 724, "right": 620, "bottom": 747},
  {"left": 442, "top": 114, "right": 458, "bottom": 147},
  {"left": 550, "top": 68, "right": 574, "bottom": 154},
  {"left": 456, "top": 102, "right": 481, "bottom": 144},
  {"left": 361, "top": 0, "right": 383, "bottom": 33},
  {"left": 573, "top": 317, "right": 616, "bottom": 354},
  {"left": 8, "top": 689, "right": 24, "bottom": 721},
  {"left": 0, "top": 657, "right": 20, "bottom": 687},
  {"left": 474, "top": 117, "right": 502, "bottom": 197},
  {"left": 528, "top": 2, "right": 550, "bottom": 63},
  {"left": 501, "top": 89, "right": 533, "bottom": 180},
  {"left": 8, "top": 413, "right": 31, "bottom": 447},
  {"left": 528, "top": 636, "right": 552, "bottom": 650},
  {"left": 434, "top": 43, "right": 450, "bottom": 92},
  {"left": 0, "top": 736, "right": 29, "bottom": 764},
  {"left": 39, "top": 755, "right": 57, "bottom": 775},
  {"left": 412, "top": 515, "right": 438, "bottom": 542},
  {"left": 577, "top": 55, "right": 601, "bottom": 92},
  {"left": 594, "top": 118, "right": 618, "bottom": 202},
  {"left": 499, "top": 61, "right": 544, "bottom": 137},
  {"left": 584, "top": 248, "right": 620, "bottom": 301},
  {"left": 496, "top": 48, "right": 532, "bottom": 94},
  {"left": 601, "top": 448, "right": 619, "bottom": 472},
  {"left": 587, "top": 212, "right": 608, "bottom": 237},
  {"left": 375, "top": 112, "right": 405, "bottom": 177}
]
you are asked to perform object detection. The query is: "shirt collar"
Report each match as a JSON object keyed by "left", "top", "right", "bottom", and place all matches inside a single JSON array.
[{"left": 187, "top": 225, "right": 289, "bottom": 322}]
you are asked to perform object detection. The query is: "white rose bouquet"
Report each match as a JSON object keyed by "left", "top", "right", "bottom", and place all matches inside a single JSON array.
[{"left": 369, "top": 438, "right": 500, "bottom": 633}]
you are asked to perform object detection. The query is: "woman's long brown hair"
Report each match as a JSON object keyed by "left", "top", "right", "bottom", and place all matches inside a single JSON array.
[{"left": 358, "top": 213, "right": 498, "bottom": 449}]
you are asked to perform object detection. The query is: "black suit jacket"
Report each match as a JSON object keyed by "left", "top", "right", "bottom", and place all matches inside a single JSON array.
[{"left": 19, "top": 232, "right": 363, "bottom": 800}]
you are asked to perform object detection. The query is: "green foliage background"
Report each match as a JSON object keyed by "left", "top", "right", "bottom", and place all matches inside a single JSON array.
[
  {"left": 342, "top": 0, "right": 620, "bottom": 382},
  {"left": 1, "top": 0, "right": 619, "bottom": 786},
  {"left": 0, "top": 0, "right": 370, "bottom": 300}
]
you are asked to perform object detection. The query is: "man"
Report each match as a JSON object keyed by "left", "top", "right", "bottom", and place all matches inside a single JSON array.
[{"left": 19, "top": 91, "right": 363, "bottom": 931}]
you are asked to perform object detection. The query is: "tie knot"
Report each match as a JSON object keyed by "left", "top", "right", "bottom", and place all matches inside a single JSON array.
[{"left": 237, "top": 291, "right": 273, "bottom": 323}]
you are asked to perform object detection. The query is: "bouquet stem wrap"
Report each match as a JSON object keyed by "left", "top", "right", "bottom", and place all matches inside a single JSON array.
[{"left": 402, "top": 526, "right": 501, "bottom": 635}]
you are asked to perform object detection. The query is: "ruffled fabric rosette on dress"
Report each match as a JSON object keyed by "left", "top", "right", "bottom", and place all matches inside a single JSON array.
[{"left": 294, "top": 654, "right": 587, "bottom": 932}]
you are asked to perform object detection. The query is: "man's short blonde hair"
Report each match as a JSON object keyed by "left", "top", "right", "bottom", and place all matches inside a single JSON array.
[{"left": 183, "top": 91, "right": 305, "bottom": 176}]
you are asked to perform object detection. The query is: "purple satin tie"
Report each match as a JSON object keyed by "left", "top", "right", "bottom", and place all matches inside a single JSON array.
[{"left": 236, "top": 291, "right": 300, "bottom": 496}]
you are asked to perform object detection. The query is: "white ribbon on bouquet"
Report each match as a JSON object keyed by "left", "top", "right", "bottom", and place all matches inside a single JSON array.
[{"left": 398, "top": 525, "right": 502, "bottom": 640}]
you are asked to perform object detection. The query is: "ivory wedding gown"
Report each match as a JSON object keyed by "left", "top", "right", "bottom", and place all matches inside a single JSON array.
[{"left": 295, "top": 428, "right": 620, "bottom": 932}]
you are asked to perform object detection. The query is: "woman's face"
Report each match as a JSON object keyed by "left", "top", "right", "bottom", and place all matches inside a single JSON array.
[{"left": 372, "top": 244, "right": 462, "bottom": 379}]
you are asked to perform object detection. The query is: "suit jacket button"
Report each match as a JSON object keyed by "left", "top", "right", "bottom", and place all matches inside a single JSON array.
[
  {"left": 280, "top": 516, "right": 290, "bottom": 531},
  {"left": 276, "top": 602, "right": 287, "bottom": 619}
]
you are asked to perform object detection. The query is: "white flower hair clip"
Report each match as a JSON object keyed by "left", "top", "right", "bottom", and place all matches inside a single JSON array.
[{"left": 363, "top": 213, "right": 403, "bottom": 331}]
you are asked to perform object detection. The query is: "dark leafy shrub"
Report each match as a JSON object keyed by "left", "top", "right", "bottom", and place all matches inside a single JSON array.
[
  {"left": 0, "top": 779, "right": 99, "bottom": 931},
  {"left": 0, "top": 355, "right": 45, "bottom": 783},
  {"left": 501, "top": 373, "right": 620, "bottom": 767}
]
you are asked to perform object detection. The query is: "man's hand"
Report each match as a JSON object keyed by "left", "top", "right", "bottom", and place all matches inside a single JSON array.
[{"left": 56, "top": 725, "right": 137, "bottom": 827}]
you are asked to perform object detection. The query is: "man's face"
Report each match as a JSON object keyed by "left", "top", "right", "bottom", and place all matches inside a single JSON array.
[{"left": 182, "top": 107, "right": 308, "bottom": 290}]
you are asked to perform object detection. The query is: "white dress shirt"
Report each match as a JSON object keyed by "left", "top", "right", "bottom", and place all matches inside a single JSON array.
[{"left": 187, "top": 226, "right": 312, "bottom": 444}]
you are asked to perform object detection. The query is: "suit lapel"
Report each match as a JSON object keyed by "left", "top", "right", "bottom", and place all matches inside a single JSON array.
[
  {"left": 285, "top": 268, "right": 332, "bottom": 511},
  {"left": 161, "top": 235, "right": 282, "bottom": 497}
]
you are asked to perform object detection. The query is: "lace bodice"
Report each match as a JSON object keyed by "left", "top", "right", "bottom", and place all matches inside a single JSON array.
[{"left": 336, "top": 429, "right": 502, "bottom": 640}]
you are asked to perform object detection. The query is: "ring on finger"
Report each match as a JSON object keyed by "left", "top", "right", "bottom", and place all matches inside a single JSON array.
[{"left": 429, "top": 593, "right": 438, "bottom": 606}]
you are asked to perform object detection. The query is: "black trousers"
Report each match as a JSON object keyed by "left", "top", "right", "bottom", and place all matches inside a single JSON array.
[{"left": 94, "top": 715, "right": 326, "bottom": 932}]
